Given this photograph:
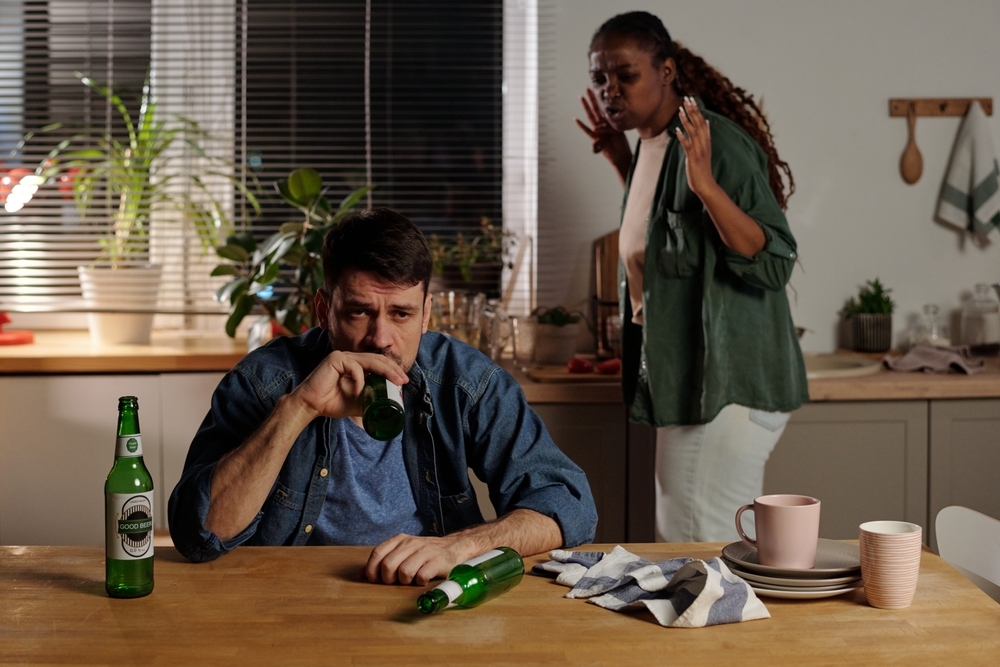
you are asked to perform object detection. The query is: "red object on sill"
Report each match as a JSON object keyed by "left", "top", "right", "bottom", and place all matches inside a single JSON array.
[{"left": 0, "top": 312, "right": 34, "bottom": 345}]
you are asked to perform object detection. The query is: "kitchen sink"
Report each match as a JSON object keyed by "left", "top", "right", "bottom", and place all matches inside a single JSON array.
[{"left": 803, "top": 353, "right": 881, "bottom": 380}]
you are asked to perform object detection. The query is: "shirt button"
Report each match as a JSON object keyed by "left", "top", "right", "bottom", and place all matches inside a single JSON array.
[
  {"left": 304, "top": 524, "right": 313, "bottom": 533},
  {"left": 319, "top": 468, "right": 328, "bottom": 477},
  {"left": 790, "top": 252, "right": 796, "bottom": 258}
]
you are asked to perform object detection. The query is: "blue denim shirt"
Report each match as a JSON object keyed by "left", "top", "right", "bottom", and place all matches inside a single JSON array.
[{"left": 168, "top": 328, "right": 598, "bottom": 562}]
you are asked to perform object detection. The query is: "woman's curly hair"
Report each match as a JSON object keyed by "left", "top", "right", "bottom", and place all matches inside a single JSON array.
[{"left": 592, "top": 11, "right": 795, "bottom": 210}]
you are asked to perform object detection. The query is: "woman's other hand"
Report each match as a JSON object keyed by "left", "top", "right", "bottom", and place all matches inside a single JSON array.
[
  {"left": 576, "top": 88, "right": 632, "bottom": 184},
  {"left": 675, "top": 97, "right": 718, "bottom": 199}
]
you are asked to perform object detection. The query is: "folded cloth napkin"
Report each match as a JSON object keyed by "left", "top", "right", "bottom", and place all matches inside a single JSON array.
[
  {"left": 531, "top": 545, "right": 769, "bottom": 628},
  {"left": 935, "top": 100, "right": 1000, "bottom": 241},
  {"left": 882, "top": 342, "right": 985, "bottom": 374}
]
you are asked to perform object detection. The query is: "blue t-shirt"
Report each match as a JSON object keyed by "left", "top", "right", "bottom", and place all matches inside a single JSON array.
[{"left": 309, "top": 418, "right": 424, "bottom": 545}]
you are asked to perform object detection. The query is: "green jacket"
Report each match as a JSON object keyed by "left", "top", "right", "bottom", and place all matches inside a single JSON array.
[{"left": 619, "top": 100, "right": 809, "bottom": 426}]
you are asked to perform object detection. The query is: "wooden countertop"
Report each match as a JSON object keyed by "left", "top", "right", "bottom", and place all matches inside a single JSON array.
[
  {"left": 808, "top": 352, "right": 1000, "bottom": 401},
  {"left": 2, "top": 543, "right": 998, "bottom": 666},
  {"left": 4, "top": 331, "right": 1000, "bottom": 402},
  {"left": 0, "top": 329, "right": 247, "bottom": 373}
]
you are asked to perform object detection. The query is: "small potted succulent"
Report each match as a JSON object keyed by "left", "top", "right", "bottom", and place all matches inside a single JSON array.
[
  {"left": 844, "top": 278, "right": 895, "bottom": 353},
  {"left": 530, "top": 305, "right": 588, "bottom": 365}
]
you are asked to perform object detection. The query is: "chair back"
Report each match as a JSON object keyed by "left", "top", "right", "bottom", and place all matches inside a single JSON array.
[{"left": 935, "top": 506, "right": 1000, "bottom": 604}]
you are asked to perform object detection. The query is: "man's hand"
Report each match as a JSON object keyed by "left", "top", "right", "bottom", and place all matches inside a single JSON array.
[
  {"left": 293, "top": 350, "right": 409, "bottom": 421},
  {"left": 362, "top": 509, "right": 563, "bottom": 586},
  {"left": 363, "top": 534, "right": 467, "bottom": 586}
]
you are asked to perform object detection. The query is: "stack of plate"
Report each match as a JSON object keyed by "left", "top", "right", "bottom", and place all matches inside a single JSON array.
[{"left": 721, "top": 539, "right": 862, "bottom": 599}]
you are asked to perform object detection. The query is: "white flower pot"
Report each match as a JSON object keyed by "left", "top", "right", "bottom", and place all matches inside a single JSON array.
[
  {"left": 78, "top": 265, "right": 162, "bottom": 345},
  {"left": 533, "top": 321, "right": 580, "bottom": 365}
]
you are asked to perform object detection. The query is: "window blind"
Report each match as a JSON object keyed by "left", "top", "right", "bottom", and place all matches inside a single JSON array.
[{"left": 0, "top": 0, "right": 514, "bottom": 329}]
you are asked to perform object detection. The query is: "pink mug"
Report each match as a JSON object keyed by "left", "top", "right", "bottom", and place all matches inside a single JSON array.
[{"left": 735, "top": 494, "right": 821, "bottom": 569}]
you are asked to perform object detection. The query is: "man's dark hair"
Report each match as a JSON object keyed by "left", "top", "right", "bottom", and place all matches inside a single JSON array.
[{"left": 322, "top": 207, "right": 433, "bottom": 293}]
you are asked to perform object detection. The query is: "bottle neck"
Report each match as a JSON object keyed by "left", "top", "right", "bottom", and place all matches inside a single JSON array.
[{"left": 115, "top": 434, "right": 143, "bottom": 458}]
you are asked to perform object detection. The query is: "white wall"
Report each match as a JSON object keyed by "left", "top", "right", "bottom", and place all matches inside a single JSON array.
[{"left": 539, "top": 0, "right": 1000, "bottom": 352}]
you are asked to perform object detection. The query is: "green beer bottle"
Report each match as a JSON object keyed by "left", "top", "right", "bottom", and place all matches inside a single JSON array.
[
  {"left": 360, "top": 373, "right": 405, "bottom": 440},
  {"left": 417, "top": 547, "right": 524, "bottom": 614},
  {"left": 105, "top": 396, "right": 154, "bottom": 598}
]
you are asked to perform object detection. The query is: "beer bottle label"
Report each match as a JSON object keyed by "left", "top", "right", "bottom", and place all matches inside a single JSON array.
[
  {"left": 385, "top": 378, "right": 403, "bottom": 407},
  {"left": 106, "top": 492, "right": 155, "bottom": 560},
  {"left": 115, "top": 435, "right": 143, "bottom": 458}
]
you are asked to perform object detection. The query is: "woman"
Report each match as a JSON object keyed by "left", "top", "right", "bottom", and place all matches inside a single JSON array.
[{"left": 577, "top": 11, "right": 808, "bottom": 542}]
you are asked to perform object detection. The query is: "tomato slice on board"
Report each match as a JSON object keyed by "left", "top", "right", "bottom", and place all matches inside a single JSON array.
[{"left": 566, "top": 357, "right": 594, "bottom": 373}]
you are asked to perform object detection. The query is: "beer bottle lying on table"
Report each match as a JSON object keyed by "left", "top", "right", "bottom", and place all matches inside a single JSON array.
[
  {"left": 360, "top": 373, "right": 405, "bottom": 441},
  {"left": 417, "top": 547, "right": 524, "bottom": 614},
  {"left": 105, "top": 396, "right": 154, "bottom": 598}
]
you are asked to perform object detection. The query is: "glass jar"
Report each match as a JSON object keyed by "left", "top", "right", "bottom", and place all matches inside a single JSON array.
[
  {"left": 960, "top": 283, "right": 1000, "bottom": 355},
  {"left": 909, "top": 304, "right": 950, "bottom": 348}
]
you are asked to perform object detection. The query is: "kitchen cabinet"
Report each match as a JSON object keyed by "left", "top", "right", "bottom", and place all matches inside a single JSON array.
[
  {"left": 532, "top": 403, "right": 628, "bottom": 543},
  {"left": 623, "top": 402, "right": 929, "bottom": 543},
  {"left": 763, "top": 401, "right": 928, "bottom": 540},
  {"left": 0, "top": 375, "right": 163, "bottom": 546},
  {"left": 928, "top": 398, "right": 1000, "bottom": 550},
  {"left": 0, "top": 373, "right": 221, "bottom": 546}
]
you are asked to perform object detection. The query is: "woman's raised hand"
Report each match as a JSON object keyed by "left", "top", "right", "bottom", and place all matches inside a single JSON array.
[
  {"left": 675, "top": 97, "right": 717, "bottom": 199},
  {"left": 576, "top": 88, "right": 632, "bottom": 183}
]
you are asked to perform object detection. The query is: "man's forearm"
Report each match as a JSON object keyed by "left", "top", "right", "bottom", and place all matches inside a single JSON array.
[
  {"left": 447, "top": 508, "right": 564, "bottom": 562},
  {"left": 204, "top": 394, "right": 317, "bottom": 540}
]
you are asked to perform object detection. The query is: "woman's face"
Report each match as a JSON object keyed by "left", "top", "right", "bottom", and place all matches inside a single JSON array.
[{"left": 588, "top": 34, "right": 678, "bottom": 138}]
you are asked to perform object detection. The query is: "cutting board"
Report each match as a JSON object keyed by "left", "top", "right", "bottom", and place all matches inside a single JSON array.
[{"left": 525, "top": 364, "right": 621, "bottom": 383}]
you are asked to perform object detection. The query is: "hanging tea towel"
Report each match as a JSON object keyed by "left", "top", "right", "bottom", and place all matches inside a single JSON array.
[
  {"left": 935, "top": 100, "right": 1000, "bottom": 239},
  {"left": 532, "top": 545, "right": 769, "bottom": 628}
]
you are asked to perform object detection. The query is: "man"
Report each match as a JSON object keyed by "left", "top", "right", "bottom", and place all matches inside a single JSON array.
[{"left": 168, "top": 208, "right": 597, "bottom": 585}]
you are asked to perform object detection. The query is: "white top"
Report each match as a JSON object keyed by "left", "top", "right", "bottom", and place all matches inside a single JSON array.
[{"left": 619, "top": 130, "right": 670, "bottom": 325}]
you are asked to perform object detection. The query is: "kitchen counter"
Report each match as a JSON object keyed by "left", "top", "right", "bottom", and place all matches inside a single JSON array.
[
  {"left": 0, "top": 329, "right": 246, "bottom": 373},
  {"left": 3, "top": 331, "right": 1000, "bottom": 402}
]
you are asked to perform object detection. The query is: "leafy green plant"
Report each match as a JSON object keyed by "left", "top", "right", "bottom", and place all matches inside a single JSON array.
[
  {"left": 23, "top": 73, "right": 258, "bottom": 266},
  {"left": 532, "top": 305, "right": 586, "bottom": 327},
  {"left": 429, "top": 216, "right": 517, "bottom": 283},
  {"left": 212, "top": 168, "right": 371, "bottom": 337},
  {"left": 843, "top": 278, "right": 896, "bottom": 316}
]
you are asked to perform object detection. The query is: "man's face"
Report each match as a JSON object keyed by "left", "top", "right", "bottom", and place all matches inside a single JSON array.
[{"left": 316, "top": 268, "right": 431, "bottom": 371}]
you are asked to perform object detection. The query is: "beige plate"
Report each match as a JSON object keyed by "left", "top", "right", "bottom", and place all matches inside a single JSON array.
[
  {"left": 803, "top": 353, "right": 881, "bottom": 380},
  {"left": 729, "top": 566, "right": 863, "bottom": 588},
  {"left": 751, "top": 584, "right": 862, "bottom": 600},
  {"left": 722, "top": 539, "right": 861, "bottom": 578}
]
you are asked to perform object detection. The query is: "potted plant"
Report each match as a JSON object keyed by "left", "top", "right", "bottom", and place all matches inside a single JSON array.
[
  {"left": 22, "top": 73, "right": 258, "bottom": 344},
  {"left": 212, "top": 168, "right": 370, "bottom": 339},
  {"left": 428, "top": 217, "right": 517, "bottom": 297},
  {"left": 530, "top": 305, "right": 589, "bottom": 365},
  {"left": 844, "top": 278, "right": 895, "bottom": 353}
]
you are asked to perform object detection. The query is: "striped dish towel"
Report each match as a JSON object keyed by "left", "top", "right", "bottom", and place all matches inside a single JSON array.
[
  {"left": 935, "top": 100, "right": 1000, "bottom": 240},
  {"left": 532, "top": 545, "right": 769, "bottom": 628}
]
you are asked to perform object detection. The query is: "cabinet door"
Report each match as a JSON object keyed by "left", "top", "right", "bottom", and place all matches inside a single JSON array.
[
  {"left": 532, "top": 403, "right": 627, "bottom": 543},
  {"left": 160, "top": 373, "right": 225, "bottom": 527},
  {"left": 764, "top": 401, "right": 928, "bottom": 540},
  {"left": 929, "top": 399, "right": 1000, "bottom": 550},
  {"left": 0, "top": 376, "right": 162, "bottom": 546}
]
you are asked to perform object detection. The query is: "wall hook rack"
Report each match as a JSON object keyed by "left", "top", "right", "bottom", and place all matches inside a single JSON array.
[{"left": 889, "top": 98, "right": 994, "bottom": 184}]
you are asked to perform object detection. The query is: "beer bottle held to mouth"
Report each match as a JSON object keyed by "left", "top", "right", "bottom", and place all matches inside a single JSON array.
[
  {"left": 360, "top": 374, "right": 405, "bottom": 440},
  {"left": 105, "top": 396, "right": 154, "bottom": 598}
]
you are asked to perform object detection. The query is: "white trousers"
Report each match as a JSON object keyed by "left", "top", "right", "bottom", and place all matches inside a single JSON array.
[{"left": 654, "top": 404, "right": 791, "bottom": 543}]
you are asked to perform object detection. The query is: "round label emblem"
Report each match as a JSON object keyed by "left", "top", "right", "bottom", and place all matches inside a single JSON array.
[
  {"left": 126, "top": 437, "right": 139, "bottom": 453},
  {"left": 117, "top": 495, "right": 152, "bottom": 557}
]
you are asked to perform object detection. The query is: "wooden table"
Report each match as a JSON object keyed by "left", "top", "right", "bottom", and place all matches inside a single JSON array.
[{"left": 2, "top": 543, "right": 999, "bottom": 666}]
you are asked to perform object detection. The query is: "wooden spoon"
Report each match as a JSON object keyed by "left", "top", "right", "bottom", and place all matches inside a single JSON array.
[{"left": 900, "top": 104, "right": 923, "bottom": 184}]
